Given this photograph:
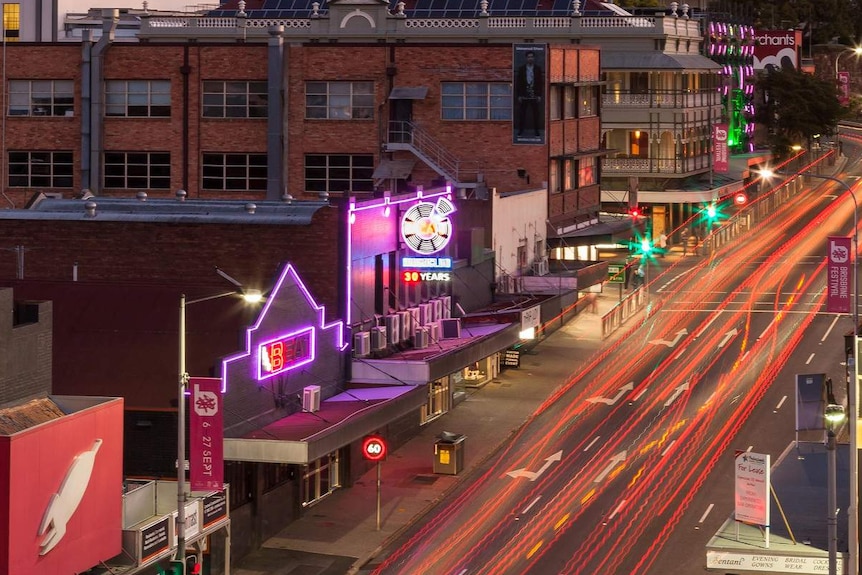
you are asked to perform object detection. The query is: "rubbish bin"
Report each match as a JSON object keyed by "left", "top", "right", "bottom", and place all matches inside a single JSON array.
[{"left": 433, "top": 431, "right": 466, "bottom": 475}]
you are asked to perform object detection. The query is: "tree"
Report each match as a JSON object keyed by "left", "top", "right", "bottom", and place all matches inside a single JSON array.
[{"left": 754, "top": 67, "right": 844, "bottom": 158}]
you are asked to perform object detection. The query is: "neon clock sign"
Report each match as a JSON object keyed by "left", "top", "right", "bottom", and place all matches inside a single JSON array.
[
  {"left": 258, "top": 327, "right": 315, "bottom": 380},
  {"left": 400, "top": 197, "right": 456, "bottom": 255}
]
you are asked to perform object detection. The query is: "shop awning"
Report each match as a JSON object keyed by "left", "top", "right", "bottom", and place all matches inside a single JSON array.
[
  {"left": 601, "top": 52, "right": 722, "bottom": 70},
  {"left": 389, "top": 86, "right": 429, "bottom": 100},
  {"left": 547, "top": 217, "right": 636, "bottom": 248},
  {"left": 224, "top": 386, "right": 427, "bottom": 464}
]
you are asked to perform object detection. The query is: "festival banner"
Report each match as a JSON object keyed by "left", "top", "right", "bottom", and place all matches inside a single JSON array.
[
  {"left": 827, "top": 236, "right": 851, "bottom": 313},
  {"left": 713, "top": 123, "right": 729, "bottom": 173},
  {"left": 189, "top": 377, "right": 224, "bottom": 492}
]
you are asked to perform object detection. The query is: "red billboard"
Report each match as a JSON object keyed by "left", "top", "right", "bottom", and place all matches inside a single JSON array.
[
  {"left": 754, "top": 30, "right": 801, "bottom": 71},
  {"left": 190, "top": 377, "right": 224, "bottom": 492},
  {"left": 0, "top": 397, "right": 123, "bottom": 575},
  {"left": 713, "top": 123, "right": 729, "bottom": 173},
  {"left": 827, "top": 236, "right": 852, "bottom": 314}
]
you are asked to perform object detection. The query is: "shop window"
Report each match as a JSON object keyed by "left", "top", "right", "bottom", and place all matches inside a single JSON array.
[
  {"left": 421, "top": 377, "right": 450, "bottom": 424},
  {"left": 301, "top": 451, "right": 341, "bottom": 507}
]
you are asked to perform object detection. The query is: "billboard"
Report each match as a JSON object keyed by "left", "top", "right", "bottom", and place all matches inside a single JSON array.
[
  {"left": 754, "top": 30, "right": 801, "bottom": 71},
  {"left": 827, "top": 236, "right": 851, "bottom": 313},
  {"left": 713, "top": 123, "right": 729, "bottom": 173},
  {"left": 734, "top": 451, "right": 770, "bottom": 525},
  {"left": 513, "top": 44, "right": 547, "bottom": 145}
]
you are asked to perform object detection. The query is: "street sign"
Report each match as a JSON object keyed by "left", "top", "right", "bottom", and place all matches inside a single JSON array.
[
  {"left": 362, "top": 435, "right": 387, "bottom": 461},
  {"left": 608, "top": 263, "right": 625, "bottom": 284}
]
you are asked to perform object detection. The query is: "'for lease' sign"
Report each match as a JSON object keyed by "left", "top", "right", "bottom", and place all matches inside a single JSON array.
[{"left": 735, "top": 451, "right": 770, "bottom": 525}]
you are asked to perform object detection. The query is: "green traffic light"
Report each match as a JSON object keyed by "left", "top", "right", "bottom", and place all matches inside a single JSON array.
[
  {"left": 707, "top": 204, "right": 717, "bottom": 219},
  {"left": 640, "top": 239, "right": 652, "bottom": 254}
]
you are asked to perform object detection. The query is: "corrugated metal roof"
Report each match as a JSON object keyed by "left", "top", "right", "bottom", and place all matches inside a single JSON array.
[
  {"left": 601, "top": 52, "right": 722, "bottom": 70},
  {"left": 0, "top": 397, "right": 65, "bottom": 435},
  {"left": 0, "top": 195, "right": 331, "bottom": 225}
]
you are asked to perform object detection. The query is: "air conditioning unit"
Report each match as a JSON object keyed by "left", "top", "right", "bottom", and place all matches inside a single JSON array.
[
  {"left": 370, "top": 326, "right": 388, "bottom": 350},
  {"left": 440, "top": 295, "right": 452, "bottom": 319},
  {"left": 384, "top": 314, "right": 401, "bottom": 345},
  {"left": 353, "top": 331, "right": 371, "bottom": 358},
  {"left": 426, "top": 321, "right": 441, "bottom": 342},
  {"left": 440, "top": 318, "right": 462, "bottom": 339},
  {"left": 397, "top": 310, "right": 413, "bottom": 341},
  {"left": 413, "top": 327, "right": 429, "bottom": 349},
  {"left": 533, "top": 258, "right": 549, "bottom": 276},
  {"left": 431, "top": 299, "right": 443, "bottom": 321},
  {"left": 406, "top": 307, "right": 420, "bottom": 330},
  {"left": 302, "top": 385, "right": 321, "bottom": 413},
  {"left": 419, "top": 302, "right": 433, "bottom": 325}
]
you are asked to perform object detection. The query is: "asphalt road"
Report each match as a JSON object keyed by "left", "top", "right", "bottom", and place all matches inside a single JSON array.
[{"left": 366, "top": 155, "right": 862, "bottom": 575}]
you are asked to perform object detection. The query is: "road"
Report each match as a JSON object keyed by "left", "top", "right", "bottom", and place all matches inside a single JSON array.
[{"left": 368, "top": 152, "right": 862, "bottom": 574}]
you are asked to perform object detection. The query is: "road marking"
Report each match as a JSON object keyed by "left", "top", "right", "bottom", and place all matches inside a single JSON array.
[
  {"left": 457, "top": 570, "right": 468, "bottom": 575},
  {"left": 554, "top": 513, "right": 570, "bottom": 530},
  {"left": 664, "top": 382, "right": 690, "bottom": 407},
  {"left": 806, "top": 353, "right": 815, "bottom": 365},
  {"left": 584, "top": 436, "right": 600, "bottom": 452},
  {"left": 775, "top": 395, "right": 787, "bottom": 412},
  {"left": 696, "top": 503, "right": 715, "bottom": 529},
  {"left": 594, "top": 451, "right": 626, "bottom": 482},
  {"left": 649, "top": 329, "right": 688, "bottom": 348},
  {"left": 526, "top": 541, "right": 543, "bottom": 559},
  {"left": 632, "top": 387, "right": 649, "bottom": 402},
  {"left": 718, "top": 328, "right": 738, "bottom": 349},
  {"left": 609, "top": 500, "right": 626, "bottom": 520},
  {"left": 521, "top": 496, "right": 542, "bottom": 515},
  {"left": 696, "top": 311, "right": 723, "bottom": 338},
  {"left": 822, "top": 315, "right": 841, "bottom": 342},
  {"left": 661, "top": 439, "right": 676, "bottom": 456},
  {"left": 587, "top": 382, "right": 634, "bottom": 405},
  {"left": 507, "top": 451, "right": 563, "bottom": 481}
]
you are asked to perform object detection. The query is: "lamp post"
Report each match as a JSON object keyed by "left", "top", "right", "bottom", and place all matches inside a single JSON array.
[
  {"left": 835, "top": 46, "right": 862, "bottom": 79},
  {"left": 176, "top": 287, "right": 262, "bottom": 573},
  {"left": 827, "top": 402, "right": 848, "bottom": 575},
  {"left": 761, "top": 167, "right": 859, "bottom": 575}
]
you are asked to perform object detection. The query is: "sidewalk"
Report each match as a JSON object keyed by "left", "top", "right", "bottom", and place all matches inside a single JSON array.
[{"left": 229, "top": 255, "right": 687, "bottom": 575}]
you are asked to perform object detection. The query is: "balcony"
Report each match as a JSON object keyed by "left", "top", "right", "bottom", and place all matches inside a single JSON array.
[
  {"left": 601, "top": 154, "right": 711, "bottom": 175},
  {"left": 602, "top": 90, "right": 719, "bottom": 109}
]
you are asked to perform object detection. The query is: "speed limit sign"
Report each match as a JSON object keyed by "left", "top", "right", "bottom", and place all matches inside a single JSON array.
[{"left": 362, "top": 435, "right": 387, "bottom": 461}]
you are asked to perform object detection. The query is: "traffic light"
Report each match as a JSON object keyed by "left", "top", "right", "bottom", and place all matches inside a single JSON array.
[
  {"left": 640, "top": 239, "right": 653, "bottom": 254},
  {"left": 706, "top": 203, "right": 717, "bottom": 220},
  {"left": 628, "top": 206, "right": 641, "bottom": 218}
]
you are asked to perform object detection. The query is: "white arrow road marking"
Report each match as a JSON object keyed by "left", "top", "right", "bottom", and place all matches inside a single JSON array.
[
  {"left": 506, "top": 450, "right": 564, "bottom": 481},
  {"left": 664, "top": 382, "right": 690, "bottom": 407},
  {"left": 594, "top": 451, "right": 627, "bottom": 483},
  {"left": 649, "top": 329, "right": 688, "bottom": 348},
  {"left": 718, "top": 328, "right": 738, "bottom": 349},
  {"left": 587, "top": 382, "right": 634, "bottom": 405}
]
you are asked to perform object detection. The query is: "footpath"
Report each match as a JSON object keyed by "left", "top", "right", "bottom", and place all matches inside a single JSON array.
[{"left": 231, "top": 249, "right": 689, "bottom": 575}]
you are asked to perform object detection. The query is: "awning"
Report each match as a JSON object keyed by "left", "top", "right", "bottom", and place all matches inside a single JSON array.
[
  {"left": 601, "top": 52, "right": 722, "bottom": 70},
  {"left": 372, "top": 158, "right": 416, "bottom": 181},
  {"left": 224, "top": 386, "right": 427, "bottom": 464},
  {"left": 389, "top": 86, "right": 429, "bottom": 100},
  {"left": 547, "top": 217, "right": 635, "bottom": 248}
]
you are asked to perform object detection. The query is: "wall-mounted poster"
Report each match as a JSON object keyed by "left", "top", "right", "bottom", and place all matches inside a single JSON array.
[{"left": 513, "top": 44, "right": 547, "bottom": 145}]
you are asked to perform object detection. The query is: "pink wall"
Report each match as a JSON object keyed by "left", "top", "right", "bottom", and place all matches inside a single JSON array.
[{"left": 2, "top": 398, "right": 123, "bottom": 575}]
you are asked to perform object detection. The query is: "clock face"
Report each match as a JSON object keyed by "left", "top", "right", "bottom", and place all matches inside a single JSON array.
[{"left": 400, "top": 197, "right": 456, "bottom": 255}]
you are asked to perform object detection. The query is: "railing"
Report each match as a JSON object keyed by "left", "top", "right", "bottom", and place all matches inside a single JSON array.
[
  {"left": 387, "top": 120, "right": 481, "bottom": 184},
  {"left": 601, "top": 286, "right": 646, "bottom": 339},
  {"left": 602, "top": 154, "right": 710, "bottom": 174},
  {"left": 602, "top": 90, "right": 719, "bottom": 108}
]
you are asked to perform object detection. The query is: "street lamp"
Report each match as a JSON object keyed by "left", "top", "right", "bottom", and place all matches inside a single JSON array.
[
  {"left": 835, "top": 46, "right": 862, "bottom": 78},
  {"left": 175, "top": 283, "right": 262, "bottom": 573},
  {"left": 826, "top": 402, "right": 847, "bottom": 575},
  {"left": 761, "top": 167, "right": 859, "bottom": 575}
]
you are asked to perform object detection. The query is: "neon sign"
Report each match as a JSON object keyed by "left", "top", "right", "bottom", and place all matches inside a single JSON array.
[
  {"left": 400, "top": 197, "right": 456, "bottom": 255},
  {"left": 402, "top": 270, "right": 452, "bottom": 283},
  {"left": 257, "top": 327, "right": 315, "bottom": 380}
]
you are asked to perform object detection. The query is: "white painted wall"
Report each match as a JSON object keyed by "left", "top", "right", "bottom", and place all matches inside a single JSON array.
[{"left": 491, "top": 187, "right": 547, "bottom": 280}]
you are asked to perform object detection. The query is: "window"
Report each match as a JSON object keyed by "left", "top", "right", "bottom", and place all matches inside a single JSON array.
[
  {"left": 301, "top": 451, "right": 340, "bottom": 507},
  {"left": 549, "top": 160, "right": 559, "bottom": 194},
  {"left": 104, "top": 152, "right": 170, "bottom": 189},
  {"left": 202, "top": 153, "right": 267, "bottom": 191},
  {"left": 2, "top": 4, "right": 20, "bottom": 41},
  {"left": 441, "top": 82, "right": 511, "bottom": 120},
  {"left": 579, "top": 86, "right": 597, "bottom": 117},
  {"left": 549, "top": 86, "right": 561, "bottom": 121},
  {"left": 8, "top": 80, "right": 74, "bottom": 117},
  {"left": 202, "top": 81, "right": 267, "bottom": 118},
  {"left": 305, "top": 81, "right": 373, "bottom": 120},
  {"left": 225, "top": 461, "right": 253, "bottom": 509},
  {"left": 8, "top": 151, "right": 73, "bottom": 187},
  {"left": 564, "top": 86, "right": 576, "bottom": 119},
  {"left": 304, "top": 154, "right": 374, "bottom": 195},
  {"left": 578, "top": 157, "right": 596, "bottom": 187},
  {"left": 105, "top": 80, "right": 171, "bottom": 117},
  {"left": 563, "top": 159, "right": 574, "bottom": 191}
]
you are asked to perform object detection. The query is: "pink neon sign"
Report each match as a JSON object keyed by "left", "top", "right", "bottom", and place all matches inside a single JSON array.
[{"left": 258, "top": 327, "right": 315, "bottom": 380}]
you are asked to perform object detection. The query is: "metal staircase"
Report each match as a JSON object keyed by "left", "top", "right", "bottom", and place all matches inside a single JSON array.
[{"left": 384, "top": 120, "right": 484, "bottom": 193}]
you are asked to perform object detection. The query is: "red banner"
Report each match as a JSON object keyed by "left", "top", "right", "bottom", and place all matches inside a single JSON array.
[
  {"left": 713, "top": 123, "right": 729, "bottom": 173},
  {"left": 189, "top": 377, "right": 224, "bottom": 492},
  {"left": 827, "top": 236, "right": 852, "bottom": 314},
  {"left": 839, "top": 72, "right": 851, "bottom": 105}
]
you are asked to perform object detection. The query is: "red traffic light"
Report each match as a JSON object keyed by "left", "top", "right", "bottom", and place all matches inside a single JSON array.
[
  {"left": 362, "top": 435, "right": 387, "bottom": 461},
  {"left": 629, "top": 207, "right": 640, "bottom": 218}
]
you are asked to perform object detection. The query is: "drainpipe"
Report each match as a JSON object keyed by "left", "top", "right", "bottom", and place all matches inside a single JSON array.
[
  {"left": 81, "top": 30, "right": 92, "bottom": 192},
  {"left": 89, "top": 9, "right": 118, "bottom": 195},
  {"left": 267, "top": 25, "right": 284, "bottom": 200},
  {"left": 182, "top": 46, "right": 191, "bottom": 192}
]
